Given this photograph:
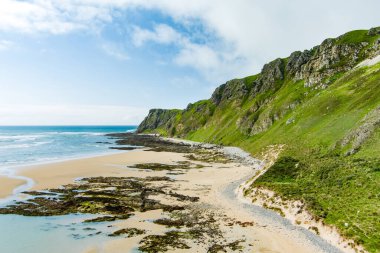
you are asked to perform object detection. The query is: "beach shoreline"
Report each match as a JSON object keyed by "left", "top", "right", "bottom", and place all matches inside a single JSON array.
[
  {"left": 0, "top": 147, "right": 138, "bottom": 200},
  {"left": 0, "top": 176, "right": 26, "bottom": 199},
  {"left": 0, "top": 135, "right": 346, "bottom": 253}
]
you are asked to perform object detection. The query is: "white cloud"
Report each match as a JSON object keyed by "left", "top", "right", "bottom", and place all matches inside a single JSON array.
[
  {"left": 0, "top": 0, "right": 379, "bottom": 80},
  {"left": 0, "top": 104, "right": 148, "bottom": 125},
  {"left": 0, "top": 0, "right": 114, "bottom": 34},
  {"left": 131, "top": 23, "right": 243, "bottom": 82},
  {"left": 175, "top": 42, "right": 219, "bottom": 72},
  {"left": 132, "top": 23, "right": 182, "bottom": 46}
]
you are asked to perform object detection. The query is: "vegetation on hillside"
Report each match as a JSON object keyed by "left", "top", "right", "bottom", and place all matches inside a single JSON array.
[{"left": 138, "top": 27, "right": 380, "bottom": 252}]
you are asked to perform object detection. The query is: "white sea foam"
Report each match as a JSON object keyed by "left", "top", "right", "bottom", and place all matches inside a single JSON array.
[
  {"left": 0, "top": 141, "right": 53, "bottom": 149},
  {"left": 0, "top": 134, "right": 45, "bottom": 141},
  {"left": 57, "top": 131, "right": 105, "bottom": 136},
  {"left": 0, "top": 126, "right": 136, "bottom": 203}
]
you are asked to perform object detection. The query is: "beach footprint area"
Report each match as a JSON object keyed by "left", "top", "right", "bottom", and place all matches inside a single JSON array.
[{"left": 0, "top": 134, "right": 342, "bottom": 253}]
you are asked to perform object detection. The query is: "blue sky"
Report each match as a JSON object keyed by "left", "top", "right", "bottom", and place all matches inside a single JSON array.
[{"left": 0, "top": 0, "right": 379, "bottom": 125}]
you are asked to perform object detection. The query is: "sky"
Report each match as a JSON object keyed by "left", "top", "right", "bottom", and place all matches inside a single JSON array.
[{"left": 0, "top": 0, "right": 379, "bottom": 125}]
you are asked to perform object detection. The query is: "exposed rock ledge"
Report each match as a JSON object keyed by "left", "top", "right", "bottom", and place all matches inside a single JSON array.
[{"left": 356, "top": 54, "right": 380, "bottom": 68}]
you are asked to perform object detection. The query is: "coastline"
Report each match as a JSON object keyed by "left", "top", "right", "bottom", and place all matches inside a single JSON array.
[
  {"left": 0, "top": 176, "right": 25, "bottom": 199},
  {"left": 0, "top": 135, "right": 346, "bottom": 253},
  {"left": 18, "top": 149, "right": 184, "bottom": 191},
  {"left": 0, "top": 148, "right": 133, "bottom": 200}
]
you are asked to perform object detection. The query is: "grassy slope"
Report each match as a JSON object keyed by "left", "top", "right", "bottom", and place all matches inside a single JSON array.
[
  {"left": 183, "top": 63, "right": 380, "bottom": 251},
  {"left": 141, "top": 30, "right": 380, "bottom": 251}
]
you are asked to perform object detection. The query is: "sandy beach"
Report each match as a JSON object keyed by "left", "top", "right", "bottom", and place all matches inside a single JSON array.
[
  {"left": 0, "top": 176, "right": 25, "bottom": 198},
  {"left": 19, "top": 150, "right": 186, "bottom": 191},
  {"left": 0, "top": 143, "right": 344, "bottom": 253}
]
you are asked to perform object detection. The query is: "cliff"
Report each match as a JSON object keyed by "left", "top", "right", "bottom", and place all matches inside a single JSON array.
[
  {"left": 138, "top": 27, "right": 380, "bottom": 252},
  {"left": 139, "top": 28, "right": 380, "bottom": 141}
]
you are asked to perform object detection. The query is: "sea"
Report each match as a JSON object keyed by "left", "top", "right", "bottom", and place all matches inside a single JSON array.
[
  {"left": 0, "top": 125, "right": 138, "bottom": 253},
  {"left": 0, "top": 125, "right": 137, "bottom": 170}
]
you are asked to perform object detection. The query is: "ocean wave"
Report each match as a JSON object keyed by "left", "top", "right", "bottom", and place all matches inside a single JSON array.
[
  {"left": 0, "top": 141, "right": 53, "bottom": 149},
  {"left": 0, "top": 127, "right": 127, "bottom": 172},
  {"left": 55, "top": 132, "right": 105, "bottom": 136},
  {"left": 125, "top": 129, "right": 137, "bottom": 133},
  {"left": 0, "top": 134, "right": 46, "bottom": 142}
]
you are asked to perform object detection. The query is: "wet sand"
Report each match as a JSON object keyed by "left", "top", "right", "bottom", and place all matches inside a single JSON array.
[
  {"left": 0, "top": 176, "right": 25, "bottom": 198},
  {"left": 0, "top": 148, "right": 343, "bottom": 253}
]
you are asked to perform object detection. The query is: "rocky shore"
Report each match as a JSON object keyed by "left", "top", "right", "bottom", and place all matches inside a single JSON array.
[{"left": 0, "top": 134, "right": 346, "bottom": 252}]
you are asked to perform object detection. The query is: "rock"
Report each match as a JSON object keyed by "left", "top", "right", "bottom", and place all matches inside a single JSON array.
[
  {"left": 251, "top": 58, "right": 285, "bottom": 95},
  {"left": 109, "top": 228, "right": 145, "bottom": 237},
  {"left": 286, "top": 118, "right": 295, "bottom": 125},
  {"left": 340, "top": 106, "right": 380, "bottom": 155},
  {"left": 368, "top": 27, "right": 380, "bottom": 36},
  {"left": 286, "top": 50, "right": 312, "bottom": 76},
  {"left": 211, "top": 79, "right": 249, "bottom": 105},
  {"left": 137, "top": 109, "right": 180, "bottom": 133}
]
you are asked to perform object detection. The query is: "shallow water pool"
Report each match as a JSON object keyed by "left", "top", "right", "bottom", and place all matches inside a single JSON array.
[{"left": 0, "top": 214, "right": 117, "bottom": 253}]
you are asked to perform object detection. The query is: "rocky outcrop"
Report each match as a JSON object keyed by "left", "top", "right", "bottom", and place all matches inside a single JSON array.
[
  {"left": 368, "top": 26, "right": 380, "bottom": 36},
  {"left": 137, "top": 109, "right": 180, "bottom": 133},
  {"left": 211, "top": 79, "right": 249, "bottom": 106},
  {"left": 340, "top": 106, "right": 380, "bottom": 155},
  {"left": 250, "top": 58, "right": 285, "bottom": 96},
  {"left": 285, "top": 29, "right": 380, "bottom": 88},
  {"left": 296, "top": 39, "right": 365, "bottom": 87},
  {"left": 286, "top": 50, "right": 313, "bottom": 77},
  {"left": 138, "top": 27, "right": 380, "bottom": 140}
]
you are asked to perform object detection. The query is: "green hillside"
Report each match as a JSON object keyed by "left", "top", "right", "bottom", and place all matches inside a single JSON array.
[{"left": 138, "top": 27, "right": 380, "bottom": 252}]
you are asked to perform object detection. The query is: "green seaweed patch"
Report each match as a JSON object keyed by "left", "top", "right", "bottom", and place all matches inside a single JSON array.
[
  {"left": 138, "top": 231, "right": 191, "bottom": 252},
  {"left": 109, "top": 227, "right": 145, "bottom": 237},
  {"left": 185, "top": 149, "right": 231, "bottom": 164},
  {"left": 84, "top": 214, "right": 133, "bottom": 223},
  {"left": 106, "top": 133, "right": 194, "bottom": 153},
  {"left": 132, "top": 162, "right": 204, "bottom": 171},
  {"left": 208, "top": 240, "right": 245, "bottom": 252},
  {"left": 0, "top": 176, "right": 191, "bottom": 217},
  {"left": 153, "top": 218, "right": 185, "bottom": 228}
]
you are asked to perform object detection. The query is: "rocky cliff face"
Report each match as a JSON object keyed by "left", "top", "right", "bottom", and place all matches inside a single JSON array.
[
  {"left": 138, "top": 27, "right": 380, "bottom": 140},
  {"left": 136, "top": 27, "right": 380, "bottom": 253},
  {"left": 137, "top": 109, "right": 180, "bottom": 133}
]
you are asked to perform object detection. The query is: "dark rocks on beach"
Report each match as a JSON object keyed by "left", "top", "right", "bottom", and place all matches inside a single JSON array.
[
  {"left": 107, "top": 133, "right": 231, "bottom": 164},
  {"left": 131, "top": 162, "right": 204, "bottom": 171},
  {"left": 0, "top": 132, "right": 243, "bottom": 252},
  {"left": 0, "top": 176, "right": 198, "bottom": 217},
  {"left": 106, "top": 133, "right": 194, "bottom": 153},
  {"left": 109, "top": 146, "right": 140, "bottom": 150},
  {"left": 208, "top": 240, "right": 245, "bottom": 253},
  {"left": 109, "top": 228, "right": 145, "bottom": 237},
  {"left": 84, "top": 215, "right": 133, "bottom": 223},
  {"left": 138, "top": 231, "right": 191, "bottom": 252}
]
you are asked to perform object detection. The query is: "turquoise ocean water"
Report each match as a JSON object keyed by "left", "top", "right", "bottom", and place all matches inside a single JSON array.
[
  {"left": 0, "top": 126, "right": 137, "bottom": 253},
  {"left": 0, "top": 125, "right": 136, "bottom": 170}
]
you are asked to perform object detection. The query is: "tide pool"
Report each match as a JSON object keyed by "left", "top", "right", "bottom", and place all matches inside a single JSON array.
[{"left": 0, "top": 214, "right": 118, "bottom": 253}]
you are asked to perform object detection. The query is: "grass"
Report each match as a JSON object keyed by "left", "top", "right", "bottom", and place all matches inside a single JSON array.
[
  {"left": 336, "top": 29, "right": 378, "bottom": 45},
  {"left": 184, "top": 63, "right": 380, "bottom": 251},
  {"left": 140, "top": 29, "right": 380, "bottom": 252},
  {"left": 255, "top": 155, "right": 380, "bottom": 251}
]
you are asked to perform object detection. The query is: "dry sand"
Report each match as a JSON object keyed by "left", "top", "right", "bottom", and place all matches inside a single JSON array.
[
  {"left": 20, "top": 150, "right": 186, "bottom": 191},
  {"left": 0, "top": 148, "right": 341, "bottom": 253}
]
